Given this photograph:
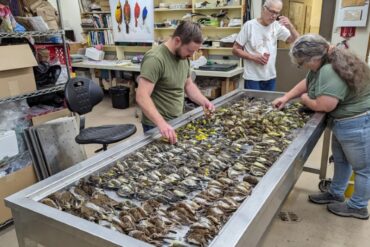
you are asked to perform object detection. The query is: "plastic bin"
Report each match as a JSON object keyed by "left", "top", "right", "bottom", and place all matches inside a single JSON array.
[{"left": 109, "top": 86, "right": 130, "bottom": 109}]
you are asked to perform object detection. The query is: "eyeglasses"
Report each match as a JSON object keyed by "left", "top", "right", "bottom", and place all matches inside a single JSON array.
[
  {"left": 296, "top": 60, "right": 305, "bottom": 69},
  {"left": 264, "top": 5, "right": 280, "bottom": 17}
]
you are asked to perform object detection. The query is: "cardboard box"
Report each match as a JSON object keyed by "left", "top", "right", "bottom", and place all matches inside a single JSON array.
[
  {"left": 22, "top": 0, "right": 43, "bottom": 12},
  {"left": 221, "top": 78, "right": 239, "bottom": 95},
  {"left": 99, "top": 0, "right": 111, "bottom": 11},
  {"left": 0, "top": 45, "right": 37, "bottom": 99},
  {"left": 31, "top": 108, "right": 71, "bottom": 126},
  {"left": 68, "top": 42, "right": 86, "bottom": 55},
  {"left": 200, "top": 86, "right": 221, "bottom": 99},
  {"left": 0, "top": 165, "right": 37, "bottom": 224},
  {"left": 23, "top": 0, "right": 60, "bottom": 30},
  {"left": 36, "top": 5, "right": 59, "bottom": 30}
]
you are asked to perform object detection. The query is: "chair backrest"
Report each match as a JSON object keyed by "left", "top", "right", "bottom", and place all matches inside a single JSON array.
[{"left": 64, "top": 77, "right": 104, "bottom": 115}]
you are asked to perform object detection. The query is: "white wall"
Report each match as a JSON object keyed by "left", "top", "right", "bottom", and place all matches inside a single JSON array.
[
  {"left": 48, "top": 0, "right": 83, "bottom": 42},
  {"left": 251, "top": 0, "right": 263, "bottom": 19},
  {"left": 331, "top": 0, "right": 370, "bottom": 61}
]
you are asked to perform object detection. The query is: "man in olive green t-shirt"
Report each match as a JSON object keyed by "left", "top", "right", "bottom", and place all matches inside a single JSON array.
[{"left": 136, "top": 21, "right": 215, "bottom": 144}]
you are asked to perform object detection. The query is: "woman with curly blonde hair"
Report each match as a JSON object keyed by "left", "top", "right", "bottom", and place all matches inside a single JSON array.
[{"left": 273, "top": 34, "right": 370, "bottom": 220}]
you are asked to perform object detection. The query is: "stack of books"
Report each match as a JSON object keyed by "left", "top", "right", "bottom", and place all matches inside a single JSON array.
[{"left": 86, "top": 30, "right": 114, "bottom": 46}]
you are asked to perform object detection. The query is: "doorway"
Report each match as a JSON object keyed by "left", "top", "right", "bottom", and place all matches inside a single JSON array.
[
  {"left": 278, "top": 0, "right": 323, "bottom": 48},
  {"left": 276, "top": 0, "right": 336, "bottom": 92}
]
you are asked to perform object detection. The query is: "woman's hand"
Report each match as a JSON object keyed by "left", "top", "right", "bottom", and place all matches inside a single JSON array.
[
  {"left": 272, "top": 95, "right": 290, "bottom": 110},
  {"left": 300, "top": 93, "right": 310, "bottom": 104}
]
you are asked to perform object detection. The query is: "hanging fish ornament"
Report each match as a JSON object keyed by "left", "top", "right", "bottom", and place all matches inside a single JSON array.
[
  {"left": 123, "top": 0, "right": 131, "bottom": 34},
  {"left": 115, "top": 1, "right": 122, "bottom": 32},
  {"left": 134, "top": 2, "right": 140, "bottom": 28},
  {"left": 142, "top": 6, "right": 148, "bottom": 25}
]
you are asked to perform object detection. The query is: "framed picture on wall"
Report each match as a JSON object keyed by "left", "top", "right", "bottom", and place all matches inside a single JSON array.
[
  {"left": 336, "top": 0, "right": 369, "bottom": 27},
  {"left": 109, "top": 0, "right": 154, "bottom": 43}
]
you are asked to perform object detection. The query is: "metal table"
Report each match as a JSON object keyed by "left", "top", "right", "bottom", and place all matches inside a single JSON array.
[{"left": 5, "top": 89, "right": 326, "bottom": 247}]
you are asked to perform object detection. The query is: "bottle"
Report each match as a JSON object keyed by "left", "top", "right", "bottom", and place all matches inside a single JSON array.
[{"left": 260, "top": 39, "right": 270, "bottom": 63}]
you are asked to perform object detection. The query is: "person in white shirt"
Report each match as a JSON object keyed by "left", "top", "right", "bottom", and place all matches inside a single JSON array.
[{"left": 232, "top": 0, "right": 299, "bottom": 91}]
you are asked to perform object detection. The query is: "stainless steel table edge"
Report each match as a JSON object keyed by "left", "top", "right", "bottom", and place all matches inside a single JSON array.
[
  {"left": 209, "top": 112, "right": 325, "bottom": 247},
  {"left": 5, "top": 89, "right": 326, "bottom": 247}
]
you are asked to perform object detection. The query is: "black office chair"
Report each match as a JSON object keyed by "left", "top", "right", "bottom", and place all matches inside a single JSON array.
[{"left": 64, "top": 77, "right": 137, "bottom": 152}]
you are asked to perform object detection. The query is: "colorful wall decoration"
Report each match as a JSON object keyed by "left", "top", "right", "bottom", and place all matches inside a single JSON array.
[{"left": 110, "top": 0, "right": 154, "bottom": 43}]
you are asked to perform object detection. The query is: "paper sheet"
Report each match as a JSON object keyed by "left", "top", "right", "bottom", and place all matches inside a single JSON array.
[{"left": 83, "top": 60, "right": 132, "bottom": 66}]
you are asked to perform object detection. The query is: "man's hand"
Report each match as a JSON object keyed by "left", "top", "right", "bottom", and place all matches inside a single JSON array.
[
  {"left": 252, "top": 53, "right": 269, "bottom": 65},
  {"left": 279, "top": 16, "right": 299, "bottom": 44},
  {"left": 272, "top": 95, "right": 289, "bottom": 110},
  {"left": 278, "top": 16, "right": 294, "bottom": 30},
  {"left": 158, "top": 121, "right": 177, "bottom": 144},
  {"left": 202, "top": 100, "right": 215, "bottom": 117}
]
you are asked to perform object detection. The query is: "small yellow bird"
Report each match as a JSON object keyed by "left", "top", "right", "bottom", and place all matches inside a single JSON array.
[{"left": 115, "top": 1, "right": 123, "bottom": 32}]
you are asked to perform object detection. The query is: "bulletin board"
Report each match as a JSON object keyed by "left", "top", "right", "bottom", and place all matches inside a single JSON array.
[
  {"left": 109, "top": 0, "right": 154, "bottom": 43},
  {"left": 336, "top": 0, "right": 369, "bottom": 27}
]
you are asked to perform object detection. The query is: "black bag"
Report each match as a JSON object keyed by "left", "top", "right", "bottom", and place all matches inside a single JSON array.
[
  {"left": 27, "top": 91, "right": 65, "bottom": 107},
  {"left": 33, "top": 62, "right": 61, "bottom": 89}
]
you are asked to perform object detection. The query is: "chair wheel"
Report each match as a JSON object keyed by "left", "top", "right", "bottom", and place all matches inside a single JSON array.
[{"left": 318, "top": 179, "right": 332, "bottom": 192}]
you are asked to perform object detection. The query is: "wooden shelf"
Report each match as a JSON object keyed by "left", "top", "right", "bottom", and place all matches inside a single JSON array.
[
  {"left": 82, "top": 11, "right": 111, "bottom": 14},
  {"left": 200, "top": 47, "right": 233, "bottom": 50},
  {"left": 82, "top": 28, "right": 112, "bottom": 31},
  {"left": 154, "top": 27, "right": 176, "bottom": 30},
  {"left": 155, "top": 26, "right": 240, "bottom": 30},
  {"left": 202, "top": 26, "right": 241, "bottom": 30},
  {"left": 195, "top": 5, "right": 242, "bottom": 10},
  {"left": 154, "top": 8, "right": 192, "bottom": 12},
  {"left": 150, "top": 0, "right": 244, "bottom": 51}
]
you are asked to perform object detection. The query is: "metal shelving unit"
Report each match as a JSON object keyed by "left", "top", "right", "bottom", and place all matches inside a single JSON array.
[
  {"left": 0, "top": 0, "right": 69, "bottom": 104},
  {"left": 0, "top": 84, "right": 65, "bottom": 104},
  {"left": 0, "top": 30, "right": 64, "bottom": 38}
]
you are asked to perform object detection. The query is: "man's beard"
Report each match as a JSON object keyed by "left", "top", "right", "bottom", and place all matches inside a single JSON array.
[{"left": 175, "top": 47, "right": 186, "bottom": 60}]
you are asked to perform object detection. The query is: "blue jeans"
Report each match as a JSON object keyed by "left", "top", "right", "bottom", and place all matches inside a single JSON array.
[
  {"left": 244, "top": 78, "right": 276, "bottom": 91},
  {"left": 142, "top": 123, "right": 155, "bottom": 133},
  {"left": 329, "top": 112, "right": 370, "bottom": 209}
]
